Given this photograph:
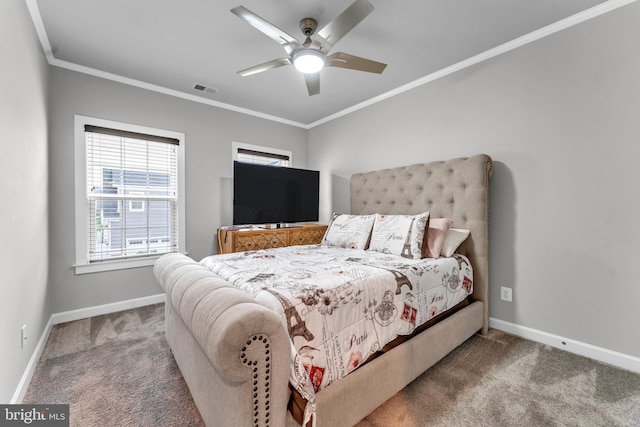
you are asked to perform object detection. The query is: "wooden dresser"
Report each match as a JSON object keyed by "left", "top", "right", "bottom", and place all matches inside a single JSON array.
[{"left": 217, "top": 223, "right": 327, "bottom": 254}]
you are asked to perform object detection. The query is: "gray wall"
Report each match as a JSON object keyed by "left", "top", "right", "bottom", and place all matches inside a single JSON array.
[
  {"left": 48, "top": 67, "right": 307, "bottom": 313},
  {"left": 308, "top": 3, "right": 640, "bottom": 358},
  {"left": 7, "top": 0, "right": 639, "bottom": 403},
  {"left": 0, "top": 0, "right": 50, "bottom": 402}
]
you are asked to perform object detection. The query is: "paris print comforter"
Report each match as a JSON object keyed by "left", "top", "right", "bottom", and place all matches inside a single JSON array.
[{"left": 200, "top": 244, "right": 472, "bottom": 423}]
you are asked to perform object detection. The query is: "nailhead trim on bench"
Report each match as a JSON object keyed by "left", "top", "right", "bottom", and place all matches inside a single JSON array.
[{"left": 241, "top": 335, "right": 272, "bottom": 426}]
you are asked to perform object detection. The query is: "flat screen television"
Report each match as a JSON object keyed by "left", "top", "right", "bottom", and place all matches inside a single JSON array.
[{"left": 233, "top": 161, "right": 320, "bottom": 226}]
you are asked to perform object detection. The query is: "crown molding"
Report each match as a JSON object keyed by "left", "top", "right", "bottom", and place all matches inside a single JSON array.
[
  {"left": 308, "top": 0, "right": 638, "bottom": 128},
  {"left": 25, "top": 0, "right": 637, "bottom": 130}
]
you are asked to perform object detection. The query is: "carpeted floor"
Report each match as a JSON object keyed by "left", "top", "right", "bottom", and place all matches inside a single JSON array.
[
  {"left": 23, "top": 304, "right": 640, "bottom": 427},
  {"left": 356, "top": 329, "right": 640, "bottom": 427},
  {"left": 23, "top": 304, "right": 204, "bottom": 427}
]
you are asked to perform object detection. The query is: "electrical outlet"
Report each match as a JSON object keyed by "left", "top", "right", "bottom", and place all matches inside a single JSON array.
[
  {"left": 500, "top": 287, "right": 513, "bottom": 302},
  {"left": 21, "top": 324, "right": 27, "bottom": 349}
]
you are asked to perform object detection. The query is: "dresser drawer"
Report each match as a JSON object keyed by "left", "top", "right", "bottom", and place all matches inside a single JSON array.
[{"left": 218, "top": 224, "right": 327, "bottom": 254}]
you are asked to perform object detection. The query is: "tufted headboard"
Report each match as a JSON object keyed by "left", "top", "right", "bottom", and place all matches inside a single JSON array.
[{"left": 350, "top": 154, "right": 493, "bottom": 333}]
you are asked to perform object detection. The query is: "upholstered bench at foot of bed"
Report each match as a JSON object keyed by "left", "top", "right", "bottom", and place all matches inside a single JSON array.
[{"left": 154, "top": 253, "right": 292, "bottom": 427}]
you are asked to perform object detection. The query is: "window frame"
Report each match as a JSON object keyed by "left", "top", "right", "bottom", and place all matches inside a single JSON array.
[
  {"left": 232, "top": 141, "right": 293, "bottom": 167},
  {"left": 74, "top": 115, "right": 186, "bottom": 274},
  {"left": 128, "top": 193, "right": 146, "bottom": 213}
]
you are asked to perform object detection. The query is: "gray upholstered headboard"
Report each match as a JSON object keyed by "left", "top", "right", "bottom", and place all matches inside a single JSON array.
[{"left": 350, "top": 154, "right": 493, "bottom": 333}]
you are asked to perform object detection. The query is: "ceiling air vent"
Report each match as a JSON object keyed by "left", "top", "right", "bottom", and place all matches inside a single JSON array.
[{"left": 192, "top": 83, "right": 218, "bottom": 94}]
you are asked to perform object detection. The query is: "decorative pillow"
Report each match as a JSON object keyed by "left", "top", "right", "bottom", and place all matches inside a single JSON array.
[
  {"left": 321, "top": 214, "right": 375, "bottom": 249},
  {"left": 441, "top": 228, "right": 470, "bottom": 257},
  {"left": 368, "top": 211, "right": 430, "bottom": 259},
  {"left": 424, "top": 218, "right": 454, "bottom": 259}
]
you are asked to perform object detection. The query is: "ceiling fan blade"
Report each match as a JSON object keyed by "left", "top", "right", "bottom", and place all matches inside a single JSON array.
[
  {"left": 327, "top": 52, "right": 387, "bottom": 74},
  {"left": 310, "top": 0, "right": 374, "bottom": 53},
  {"left": 237, "top": 57, "right": 292, "bottom": 77},
  {"left": 304, "top": 73, "right": 320, "bottom": 96},
  {"left": 231, "top": 6, "right": 303, "bottom": 55}
]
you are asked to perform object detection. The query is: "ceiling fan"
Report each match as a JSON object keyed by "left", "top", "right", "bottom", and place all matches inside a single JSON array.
[{"left": 231, "top": 0, "right": 387, "bottom": 96}]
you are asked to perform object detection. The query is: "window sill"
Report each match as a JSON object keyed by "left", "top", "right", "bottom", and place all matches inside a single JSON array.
[{"left": 74, "top": 255, "right": 177, "bottom": 275}]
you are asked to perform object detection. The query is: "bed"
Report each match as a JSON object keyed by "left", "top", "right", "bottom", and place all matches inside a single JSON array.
[{"left": 153, "top": 154, "right": 493, "bottom": 426}]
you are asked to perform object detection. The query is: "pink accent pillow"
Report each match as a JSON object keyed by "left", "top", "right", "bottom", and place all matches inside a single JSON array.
[{"left": 424, "top": 218, "right": 454, "bottom": 258}]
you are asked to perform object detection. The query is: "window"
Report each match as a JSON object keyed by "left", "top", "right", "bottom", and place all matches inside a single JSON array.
[
  {"left": 129, "top": 200, "right": 145, "bottom": 212},
  {"left": 74, "top": 116, "right": 185, "bottom": 274},
  {"left": 232, "top": 141, "right": 291, "bottom": 167},
  {"left": 128, "top": 193, "right": 145, "bottom": 212}
]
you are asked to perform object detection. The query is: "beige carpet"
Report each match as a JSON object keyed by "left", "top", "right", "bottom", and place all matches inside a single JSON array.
[
  {"left": 357, "top": 329, "right": 640, "bottom": 427},
  {"left": 24, "top": 304, "right": 640, "bottom": 427},
  {"left": 23, "top": 304, "right": 204, "bottom": 427}
]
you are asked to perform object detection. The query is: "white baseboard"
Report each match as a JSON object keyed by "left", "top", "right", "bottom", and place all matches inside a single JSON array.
[
  {"left": 11, "top": 293, "right": 166, "bottom": 403},
  {"left": 14, "top": 303, "right": 638, "bottom": 403},
  {"left": 490, "top": 317, "right": 640, "bottom": 374},
  {"left": 50, "top": 293, "right": 165, "bottom": 325},
  {"left": 10, "top": 316, "right": 54, "bottom": 404}
]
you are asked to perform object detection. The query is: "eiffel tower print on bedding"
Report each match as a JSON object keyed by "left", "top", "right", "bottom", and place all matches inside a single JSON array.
[{"left": 199, "top": 242, "right": 472, "bottom": 405}]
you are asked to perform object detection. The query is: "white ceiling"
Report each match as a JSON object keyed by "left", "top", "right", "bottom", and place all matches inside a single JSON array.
[{"left": 30, "top": 0, "right": 613, "bottom": 127}]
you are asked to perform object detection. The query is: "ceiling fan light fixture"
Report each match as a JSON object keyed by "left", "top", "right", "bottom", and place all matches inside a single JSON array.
[{"left": 293, "top": 50, "right": 325, "bottom": 74}]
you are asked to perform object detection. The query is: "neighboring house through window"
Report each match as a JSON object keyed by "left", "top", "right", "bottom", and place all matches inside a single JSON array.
[{"left": 74, "top": 115, "right": 185, "bottom": 274}]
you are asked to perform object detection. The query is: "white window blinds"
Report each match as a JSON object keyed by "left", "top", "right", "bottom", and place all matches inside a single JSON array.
[
  {"left": 237, "top": 147, "right": 290, "bottom": 166},
  {"left": 85, "top": 125, "right": 179, "bottom": 262}
]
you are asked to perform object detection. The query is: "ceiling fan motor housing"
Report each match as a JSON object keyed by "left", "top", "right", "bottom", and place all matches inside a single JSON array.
[{"left": 299, "top": 18, "right": 317, "bottom": 37}]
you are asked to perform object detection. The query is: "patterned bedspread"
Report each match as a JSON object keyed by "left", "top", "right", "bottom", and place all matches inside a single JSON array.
[{"left": 200, "top": 244, "right": 472, "bottom": 423}]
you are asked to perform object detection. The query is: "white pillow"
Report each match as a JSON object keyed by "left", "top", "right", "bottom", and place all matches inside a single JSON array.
[
  {"left": 368, "top": 211, "right": 430, "bottom": 259},
  {"left": 441, "top": 228, "right": 470, "bottom": 257},
  {"left": 321, "top": 214, "right": 375, "bottom": 249}
]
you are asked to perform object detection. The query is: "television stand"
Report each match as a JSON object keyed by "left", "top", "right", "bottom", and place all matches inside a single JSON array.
[
  {"left": 217, "top": 223, "right": 327, "bottom": 254},
  {"left": 261, "top": 223, "right": 300, "bottom": 229}
]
